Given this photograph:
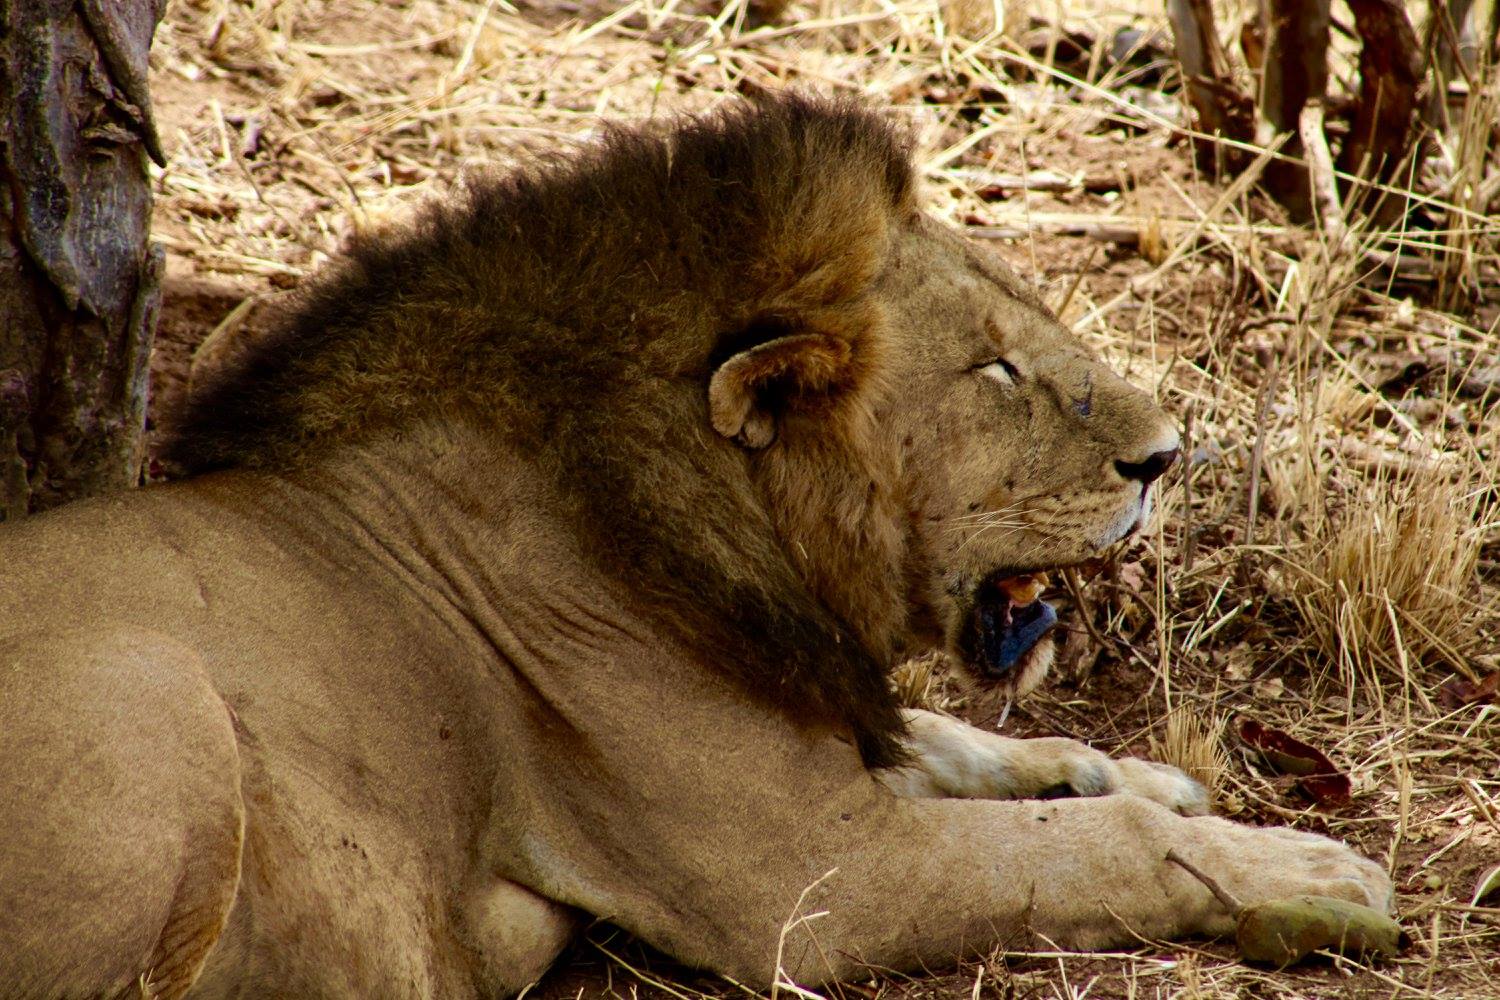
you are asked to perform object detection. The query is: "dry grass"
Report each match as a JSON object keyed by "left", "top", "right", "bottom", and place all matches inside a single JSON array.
[
  {"left": 1297, "top": 467, "right": 1490, "bottom": 684},
  {"left": 1150, "top": 704, "right": 1229, "bottom": 803},
  {"left": 146, "top": 1, "right": 1500, "bottom": 997},
  {"left": 891, "top": 651, "right": 954, "bottom": 710}
]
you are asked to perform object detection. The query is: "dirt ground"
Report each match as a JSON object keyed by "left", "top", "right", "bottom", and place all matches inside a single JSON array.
[{"left": 146, "top": 1, "right": 1499, "bottom": 997}]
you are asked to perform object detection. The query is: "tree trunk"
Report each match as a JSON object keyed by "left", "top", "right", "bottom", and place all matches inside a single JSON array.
[
  {"left": 0, "top": 0, "right": 166, "bottom": 519},
  {"left": 1256, "top": 0, "right": 1330, "bottom": 216},
  {"left": 1164, "top": 0, "right": 1256, "bottom": 172},
  {"left": 1338, "top": 0, "right": 1423, "bottom": 222}
]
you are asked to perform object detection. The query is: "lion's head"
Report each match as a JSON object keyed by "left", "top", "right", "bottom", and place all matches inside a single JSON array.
[
  {"left": 876, "top": 217, "right": 1180, "bottom": 698},
  {"left": 170, "top": 94, "right": 1176, "bottom": 768},
  {"left": 705, "top": 201, "right": 1179, "bottom": 726}
]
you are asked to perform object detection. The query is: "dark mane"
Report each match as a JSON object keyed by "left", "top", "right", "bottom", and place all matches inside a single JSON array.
[{"left": 168, "top": 93, "right": 917, "bottom": 766}]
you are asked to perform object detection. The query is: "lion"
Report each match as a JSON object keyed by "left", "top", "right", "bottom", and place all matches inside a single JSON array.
[{"left": 0, "top": 95, "right": 1390, "bottom": 999}]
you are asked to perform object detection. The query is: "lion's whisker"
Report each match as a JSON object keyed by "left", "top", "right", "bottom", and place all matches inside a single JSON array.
[
  {"left": 948, "top": 501, "right": 1031, "bottom": 526},
  {"left": 955, "top": 524, "right": 1028, "bottom": 554}
]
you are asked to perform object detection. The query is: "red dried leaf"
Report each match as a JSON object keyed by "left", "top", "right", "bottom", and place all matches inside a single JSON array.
[
  {"left": 1438, "top": 673, "right": 1499, "bottom": 710},
  {"left": 1237, "top": 717, "right": 1351, "bottom": 805}
]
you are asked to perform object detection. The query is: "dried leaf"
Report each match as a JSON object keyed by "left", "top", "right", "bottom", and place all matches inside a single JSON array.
[
  {"left": 1117, "top": 561, "right": 1147, "bottom": 592},
  {"left": 1236, "top": 895, "right": 1402, "bottom": 966},
  {"left": 1252, "top": 676, "right": 1285, "bottom": 700},
  {"left": 1237, "top": 717, "right": 1351, "bottom": 805},
  {"left": 1219, "top": 644, "right": 1254, "bottom": 682},
  {"left": 1472, "top": 865, "right": 1500, "bottom": 908},
  {"left": 1438, "top": 672, "right": 1499, "bottom": 710}
]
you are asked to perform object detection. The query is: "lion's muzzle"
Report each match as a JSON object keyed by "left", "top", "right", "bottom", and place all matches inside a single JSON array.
[{"left": 964, "top": 572, "right": 1058, "bottom": 680}]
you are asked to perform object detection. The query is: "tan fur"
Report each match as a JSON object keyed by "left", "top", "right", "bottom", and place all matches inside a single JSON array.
[{"left": 0, "top": 96, "right": 1389, "bottom": 998}]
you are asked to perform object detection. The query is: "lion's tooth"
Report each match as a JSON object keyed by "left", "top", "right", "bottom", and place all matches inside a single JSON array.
[{"left": 997, "top": 573, "right": 1047, "bottom": 605}]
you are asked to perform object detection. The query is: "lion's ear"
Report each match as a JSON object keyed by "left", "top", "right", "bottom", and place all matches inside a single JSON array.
[{"left": 708, "top": 332, "right": 853, "bottom": 449}]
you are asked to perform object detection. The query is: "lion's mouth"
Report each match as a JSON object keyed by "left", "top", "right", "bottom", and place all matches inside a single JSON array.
[{"left": 963, "top": 572, "right": 1057, "bottom": 680}]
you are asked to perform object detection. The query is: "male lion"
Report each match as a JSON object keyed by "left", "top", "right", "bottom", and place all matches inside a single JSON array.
[{"left": 0, "top": 95, "right": 1389, "bottom": 999}]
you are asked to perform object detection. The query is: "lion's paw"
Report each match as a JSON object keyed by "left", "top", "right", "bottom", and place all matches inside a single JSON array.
[
  {"left": 1111, "top": 758, "right": 1212, "bottom": 817},
  {"left": 1245, "top": 825, "right": 1394, "bottom": 911},
  {"left": 890, "top": 713, "right": 1210, "bottom": 817},
  {"left": 1175, "top": 818, "right": 1395, "bottom": 933},
  {"left": 1018, "top": 740, "right": 1210, "bottom": 817}
]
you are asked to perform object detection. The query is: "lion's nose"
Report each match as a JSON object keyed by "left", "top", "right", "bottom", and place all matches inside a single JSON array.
[{"left": 1115, "top": 447, "right": 1179, "bottom": 486}]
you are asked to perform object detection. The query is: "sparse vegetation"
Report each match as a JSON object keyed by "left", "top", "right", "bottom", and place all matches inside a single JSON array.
[
  {"left": 148, "top": 1, "right": 1498, "bottom": 996},
  {"left": 1151, "top": 704, "right": 1230, "bottom": 802},
  {"left": 1296, "top": 466, "right": 1490, "bottom": 684}
]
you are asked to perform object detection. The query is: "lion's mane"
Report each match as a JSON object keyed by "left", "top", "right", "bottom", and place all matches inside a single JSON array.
[{"left": 168, "top": 94, "right": 919, "bottom": 766}]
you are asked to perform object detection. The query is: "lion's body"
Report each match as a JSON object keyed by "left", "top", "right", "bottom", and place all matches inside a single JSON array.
[
  {"left": 0, "top": 97, "right": 1389, "bottom": 999},
  {"left": 0, "top": 469, "right": 514, "bottom": 996}
]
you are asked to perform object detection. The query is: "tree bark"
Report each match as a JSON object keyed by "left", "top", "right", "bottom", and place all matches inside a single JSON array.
[
  {"left": 1164, "top": 0, "right": 1256, "bottom": 171},
  {"left": 1265, "top": 0, "right": 1330, "bottom": 208},
  {"left": 1259, "top": 0, "right": 1330, "bottom": 134},
  {"left": 1338, "top": 0, "right": 1424, "bottom": 216},
  {"left": 0, "top": 0, "right": 166, "bottom": 519}
]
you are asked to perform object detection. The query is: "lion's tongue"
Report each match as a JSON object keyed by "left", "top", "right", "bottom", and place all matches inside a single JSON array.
[{"left": 975, "top": 576, "right": 1057, "bottom": 677}]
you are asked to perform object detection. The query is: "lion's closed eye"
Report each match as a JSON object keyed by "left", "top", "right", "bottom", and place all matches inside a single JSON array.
[{"left": 974, "top": 358, "right": 1020, "bottom": 385}]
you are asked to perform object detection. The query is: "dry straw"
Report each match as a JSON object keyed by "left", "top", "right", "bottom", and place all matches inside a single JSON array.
[
  {"left": 1150, "top": 703, "right": 1229, "bottom": 802},
  {"left": 1296, "top": 466, "right": 1489, "bottom": 682}
]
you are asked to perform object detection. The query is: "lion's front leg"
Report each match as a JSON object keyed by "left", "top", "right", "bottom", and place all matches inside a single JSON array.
[
  {"left": 494, "top": 654, "right": 1393, "bottom": 986},
  {"left": 880, "top": 708, "right": 1211, "bottom": 815}
]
